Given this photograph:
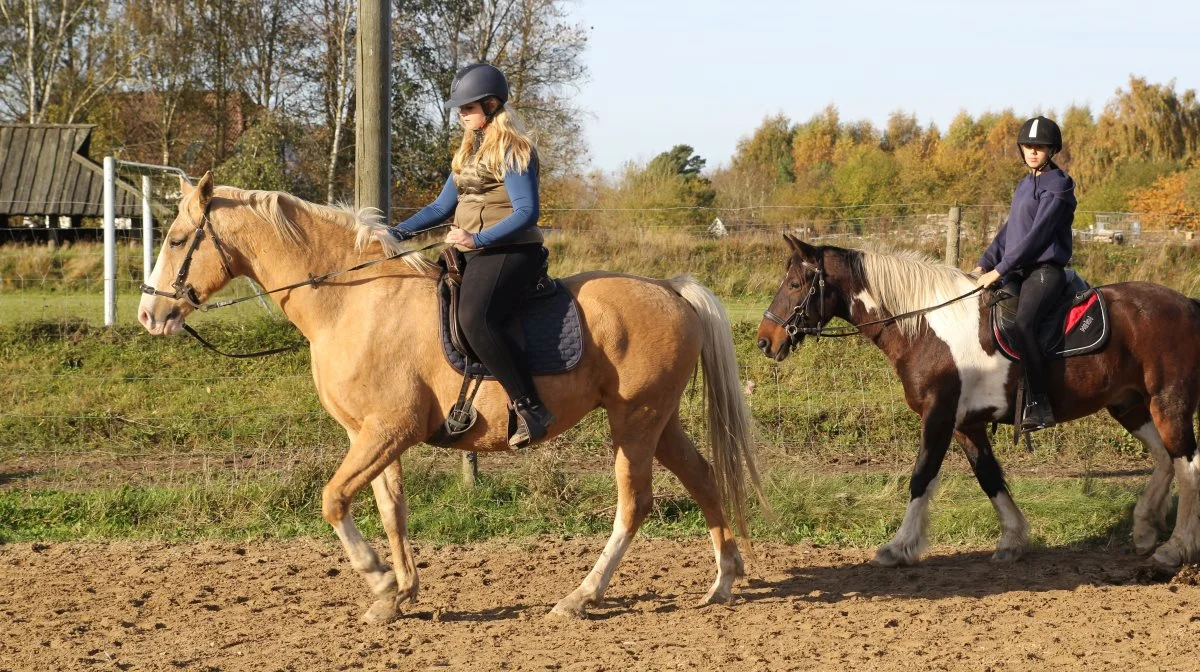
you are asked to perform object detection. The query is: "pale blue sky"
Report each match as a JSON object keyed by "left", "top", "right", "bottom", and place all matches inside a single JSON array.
[{"left": 568, "top": 0, "right": 1200, "bottom": 174}]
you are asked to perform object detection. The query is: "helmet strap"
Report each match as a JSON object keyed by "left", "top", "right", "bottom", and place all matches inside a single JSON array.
[{"left": 483, "top": 97, "right": 504, "bottom": 124}]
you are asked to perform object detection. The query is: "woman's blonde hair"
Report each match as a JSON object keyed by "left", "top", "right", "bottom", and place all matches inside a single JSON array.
[{"left": 451, "top": 101, "right": 535, "bottom": 180}]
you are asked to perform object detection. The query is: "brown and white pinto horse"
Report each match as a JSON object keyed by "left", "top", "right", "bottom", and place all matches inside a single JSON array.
[
  {"left": 757, "top": 235, "right": 1200, "bottom": 570},
  {"left": 137, "top": 173, "right": 763, "bottom": 622}
]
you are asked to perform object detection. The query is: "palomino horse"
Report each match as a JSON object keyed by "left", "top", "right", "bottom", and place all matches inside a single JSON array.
[
  {"left": 137, "top": 173, "right": 763, "bottom": 622},
  {"left": 757, "top": 235, "right": 1200, "bottom": 570}
]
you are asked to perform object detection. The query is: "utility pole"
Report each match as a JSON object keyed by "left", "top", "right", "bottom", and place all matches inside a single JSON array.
[{"left": 355, "top": 0, "right": 390, "bottom": 218}]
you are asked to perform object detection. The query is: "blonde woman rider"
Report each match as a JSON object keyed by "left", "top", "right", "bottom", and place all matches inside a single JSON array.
[{"left": 381, "top": 63, "right": 553, "bottom": 447}]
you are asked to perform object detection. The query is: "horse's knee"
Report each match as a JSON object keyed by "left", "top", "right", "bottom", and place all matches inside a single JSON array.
[
  {"left": 631, "top": 490, "right": 655, "bottom": 523},
  {"left": 321, "top": 485, "right": 348, "bottom": 525}
]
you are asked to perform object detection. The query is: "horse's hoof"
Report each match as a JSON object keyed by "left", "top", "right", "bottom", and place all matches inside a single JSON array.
[
  {"left": 548, "top": 599, "right": 589, "bottom": 620},
  {"left": 1134, "top": 542, "right": 1157, "bottom": 557},
  {"left": 991, "top": 548, "right": 1022, "bottom": 563},
  {"left": 361, "top": 598, "right": 401, "bottom": 624},
  {"left": 699, "top": 584, "right": 733, "bottom": 606},
  {"left": 1151, "top": 547, "right": 1184, "bottom": 572},
  {"left": 874, "top": 546, "right": 910, "bottom": 568}
]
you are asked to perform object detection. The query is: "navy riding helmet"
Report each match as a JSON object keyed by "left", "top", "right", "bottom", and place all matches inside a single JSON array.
[
  {"left": 445, "top": 63, "right": 509, "bottom": 111},
  {"left": 1017, "top": 116, "right": 1063, "bottom": 155}
]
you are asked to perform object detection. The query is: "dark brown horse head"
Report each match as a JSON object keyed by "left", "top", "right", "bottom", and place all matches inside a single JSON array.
[{"left": 756, "top": 235, "right": 862, "bottom": 360}]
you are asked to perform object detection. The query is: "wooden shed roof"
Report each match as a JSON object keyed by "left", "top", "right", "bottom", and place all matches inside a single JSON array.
[{"left": 0, "top": 124, "right": 143, "bottom": 218}]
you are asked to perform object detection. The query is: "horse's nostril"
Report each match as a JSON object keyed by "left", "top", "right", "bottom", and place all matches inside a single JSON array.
[{"left": 757, "top": 338, "right": 769, "bottom": 352}]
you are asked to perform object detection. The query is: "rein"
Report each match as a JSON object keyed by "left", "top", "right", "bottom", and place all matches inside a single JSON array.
[
  {"left": 763, "top": 252, "right": 984, "bottom": 346},
  {"left": 140, "top": 203, "right": 448, "bottom": 358}
]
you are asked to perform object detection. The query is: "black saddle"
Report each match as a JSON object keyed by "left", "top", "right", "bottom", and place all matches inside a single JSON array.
[
  {"left": 436, "top": 247, "right": 584, "bottom": 378},
  {"left": 990, "top": 269, "right": 1109, "bottom": 361}
]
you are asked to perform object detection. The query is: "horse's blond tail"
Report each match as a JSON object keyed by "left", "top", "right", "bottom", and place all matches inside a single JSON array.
[{"left": 669, "top": 275, "right": 767, "bottom": 542}]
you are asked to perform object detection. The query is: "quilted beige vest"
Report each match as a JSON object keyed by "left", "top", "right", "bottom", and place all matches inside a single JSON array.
[{"left": 452, "top": 154, "right": 543, "bottom": 251}]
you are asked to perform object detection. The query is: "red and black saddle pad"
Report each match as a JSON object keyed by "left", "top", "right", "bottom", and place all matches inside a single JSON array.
[{"left": 991, "top": 287, "right": 1109, "bottom": 361}]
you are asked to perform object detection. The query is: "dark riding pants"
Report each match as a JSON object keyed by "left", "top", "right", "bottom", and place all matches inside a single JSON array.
[
  {"left": 1012, "top": 263, "right": 1066, "bottom": 397},
  {"left": 457, "top": 244, "right": 544, "bottom": 403}
]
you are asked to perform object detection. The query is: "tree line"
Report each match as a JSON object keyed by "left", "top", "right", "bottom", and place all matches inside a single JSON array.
[
  {"left": 0, "top": 0, "right": 587, "bottom": 207},
  {"left": 3, "top": 4, "right": 1196, "bottom": 231},
  {"left": 592, "top": 76, "right": 1200, "bottom": 231}
]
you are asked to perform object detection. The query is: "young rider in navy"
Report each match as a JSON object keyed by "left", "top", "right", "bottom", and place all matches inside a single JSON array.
[
  {"left": 379, "top": 63, "right": 554, "bottom": 447},
  {"left": 973, "top": 115, "right": 1078, "bottom": 432}
]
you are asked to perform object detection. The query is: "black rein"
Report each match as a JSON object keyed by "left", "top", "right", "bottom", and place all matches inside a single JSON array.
[
  {"left": 140, "top": 207, "right": 446, "bottom": 358},
  {"left": 764, "top": 252, "right": 984, "bottom": 347}
]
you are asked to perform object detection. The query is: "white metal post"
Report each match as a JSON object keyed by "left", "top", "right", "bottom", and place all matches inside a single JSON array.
[
  {"left": 103, "top": 156, "right": 117, "bottom": 326},
  {"left": 142, "top": 175, "right": 154, "bottom": 283}
]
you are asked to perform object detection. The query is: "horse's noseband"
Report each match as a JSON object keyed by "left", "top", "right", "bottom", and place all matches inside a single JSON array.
[
  {"left": 763, "top": 256, "right": 826, "bottom": 348},
  {"left": 140, "top": 204, "right": 233, "bottom": 309}
]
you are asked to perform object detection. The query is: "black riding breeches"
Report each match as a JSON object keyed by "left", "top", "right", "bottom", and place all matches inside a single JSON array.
[
  {"left": 1012, "top": 263, "right": 1066, "bottom": 396},
  {"left": 457, "top": 244, "right": 544, "bottom": 402}
]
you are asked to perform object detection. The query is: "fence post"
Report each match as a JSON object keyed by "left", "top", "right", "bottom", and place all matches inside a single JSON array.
[
  {"left": 103, "top": 157, "right": 116, "bottom": 326},
  {"left": 945, "top": 202, "right": 961, "bottom": 268},
  {"left": 462, "top": 451, "right": 478, "bottom": 488},
  {"left": 142, "top": 175, "right": 154, "bottom": 283}
]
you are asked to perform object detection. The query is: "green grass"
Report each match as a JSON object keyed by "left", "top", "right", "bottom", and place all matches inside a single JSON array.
[
  {"left": 2, "top": 234, "right": 1192, "bottom": 548},
  {"left": 0, "top": 465, "right": 1141, "bottom": 550}
]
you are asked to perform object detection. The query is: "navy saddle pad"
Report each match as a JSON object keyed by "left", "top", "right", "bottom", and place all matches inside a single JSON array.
[
  {"left": 437, "top": 279, "right": 584, "bottom": 378},
  {"left": 990, "top": 271, "right": 1109, "bottom": 361}
]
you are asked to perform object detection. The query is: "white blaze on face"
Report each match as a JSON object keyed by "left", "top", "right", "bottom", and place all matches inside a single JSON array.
[
  {"left": 923, "top": 280, "right": 1012, "bottom": 423},
  {"left": 137, "top": 239, "right": 177, "bottom": 333}
]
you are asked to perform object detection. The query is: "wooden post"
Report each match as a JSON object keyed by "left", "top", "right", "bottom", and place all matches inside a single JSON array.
[
  {"left": 945, "top": 202, "right": 961, "bottom": 268},
  {"left": 354, "top": 0, "right": 390, "bottom": 216},
  {"left": 462, "top": 451, "right": 478, "bottom": 488}
]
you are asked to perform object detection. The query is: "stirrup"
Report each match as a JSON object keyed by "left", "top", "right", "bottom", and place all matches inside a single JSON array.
[{"left": 1020, "top": 396, "right": 1056, "bottom": 433}]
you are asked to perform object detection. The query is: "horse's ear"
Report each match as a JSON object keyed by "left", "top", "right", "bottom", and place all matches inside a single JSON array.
[
  {"left": 179, "top": 174, "right": 193, "bottom": 196},
  {"left": 783, "top": 233, "right": 817, "bottom": 260},
  {"left": 194, "top": 171, "right": 214, "bottom": 208}
]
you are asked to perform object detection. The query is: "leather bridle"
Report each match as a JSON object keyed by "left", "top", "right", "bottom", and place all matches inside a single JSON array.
[{"left": 139, "top": 200, "right": 234, "bottom": 309}]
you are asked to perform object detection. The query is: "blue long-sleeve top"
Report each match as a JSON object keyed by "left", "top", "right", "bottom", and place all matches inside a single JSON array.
[
  {"left": 390, "top": 156, "right": 540, "bottom": 248},
  {"left": 978, "top": 167, "right": 1076, "bottom": 277}
]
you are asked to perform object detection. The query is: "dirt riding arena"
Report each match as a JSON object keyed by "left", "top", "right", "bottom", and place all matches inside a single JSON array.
[{"left": 3, "top": 537, "right": 1199, "bottom": 671}]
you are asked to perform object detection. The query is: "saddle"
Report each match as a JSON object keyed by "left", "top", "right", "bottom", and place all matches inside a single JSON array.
[
  {"left": 426, "top": 247, "right": 583, "bottom": 447},
  {"left": 990, "top": 269, "right": 1109, "bottom": 361},
  {"left": 437, "top": 246, "right": 584, "bottom": 377}
]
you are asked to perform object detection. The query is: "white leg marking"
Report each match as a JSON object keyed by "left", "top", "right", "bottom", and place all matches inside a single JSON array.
[
  {"left": 1153, "top": 457, "right": 1200, "bottom": 568},
  {"left": 333, "top": 517, "right": 395, "bottom": 596},
  {"left": 876, "top": 479, "right": 936, "bottom": 567},
  {"left": 990, "top": 491, "right": 1028, "bottom": 562},
  {"left": 550, "top": 523, "right": 634, "bottom": 618},
  {"left": 1131, "top": 422, "right": 1174, "bottom": 554}
]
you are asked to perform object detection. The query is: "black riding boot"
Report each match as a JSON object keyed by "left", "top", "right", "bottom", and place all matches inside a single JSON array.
[
  {"left": 510, "top": 396, "right": 555, "bottom": 448},
  {"left": 1021, "top": 389, "right": 1056, "bottom": 433}
]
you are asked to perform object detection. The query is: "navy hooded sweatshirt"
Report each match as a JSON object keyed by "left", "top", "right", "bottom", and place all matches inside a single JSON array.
[{"left": 977, "top": 167, "right": 1077, "bottom": 277}]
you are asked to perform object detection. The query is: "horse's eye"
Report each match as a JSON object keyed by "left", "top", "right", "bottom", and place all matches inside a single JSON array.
[
  {"left": 168, "top": 238, "right": 185, "bottom": 248},
  {"left": 789, "top": 282, "right": 801, "bottom": 290}
]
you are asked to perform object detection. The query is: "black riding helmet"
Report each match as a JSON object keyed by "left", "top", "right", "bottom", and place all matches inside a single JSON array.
[
  {"left": 445, "top": 63, "right": 509, "bottom": 111},
  {"left": 1017, "top": 116, "right": 1062, "bottom": 155}
]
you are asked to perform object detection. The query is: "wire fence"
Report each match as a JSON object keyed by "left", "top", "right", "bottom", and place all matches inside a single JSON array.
[{"left": 1, "top": 197, "right": 1190, "bottom": 487}]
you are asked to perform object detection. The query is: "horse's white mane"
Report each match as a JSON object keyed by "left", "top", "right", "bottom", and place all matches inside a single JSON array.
[
  {"left": 214, "top": 186, "right": 437, "bottom": 274},
  {"left": 851, "top": 246, "right": 976, "bottom": 339}
]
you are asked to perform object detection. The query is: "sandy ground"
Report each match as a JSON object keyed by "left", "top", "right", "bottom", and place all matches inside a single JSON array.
[{"left": 2, "top": 536, "right": 1199, "bottom": 671}]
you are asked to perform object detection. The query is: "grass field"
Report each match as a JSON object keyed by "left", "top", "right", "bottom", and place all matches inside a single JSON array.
[{"left": 2, "top": 234, "right": 1196, "bottom": 548}]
